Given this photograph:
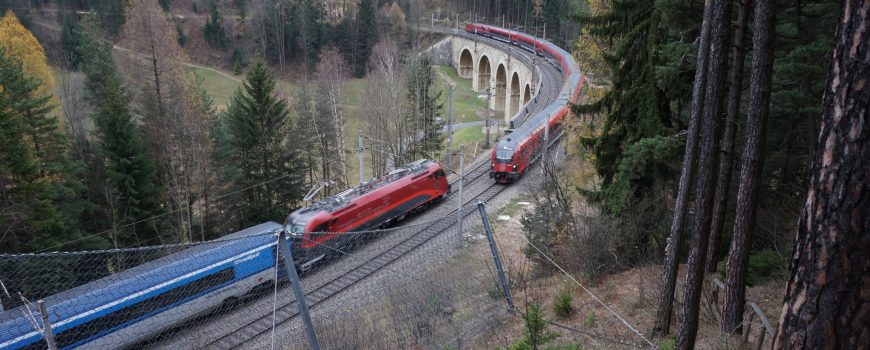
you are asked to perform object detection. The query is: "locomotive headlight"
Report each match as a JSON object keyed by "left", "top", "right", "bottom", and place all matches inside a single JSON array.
[{"left": 512, "top": 164, "right": 517, "bottom": 170}]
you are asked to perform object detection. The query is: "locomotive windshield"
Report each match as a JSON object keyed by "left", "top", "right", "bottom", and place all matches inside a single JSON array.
[
  {"left": 288, "top": 220, "right": 308, "bottom": 234},
  {"left": 496, "top": 149, "right": 513, "bottom": 161}
]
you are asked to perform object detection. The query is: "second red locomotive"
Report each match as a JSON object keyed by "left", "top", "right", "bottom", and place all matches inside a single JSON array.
[
  {"left": 284, "top": 159, "right": 449, "bottom": 270},
  {"left": 466, "top": 23, "right": 585, "bottom": 183}
]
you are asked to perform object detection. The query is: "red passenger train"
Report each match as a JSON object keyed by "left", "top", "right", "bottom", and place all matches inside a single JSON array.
[
  {"left": 284, "top": 159, "right": 449, "bottom": 270},
  {"left": 466, "top": 23, "right": 585, "bottom": 183}
]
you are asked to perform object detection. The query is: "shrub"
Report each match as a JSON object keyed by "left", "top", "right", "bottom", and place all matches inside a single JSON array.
[
  {"left": 584, "top": 311, "right": 596, "bottom": 328},
  {"left": 658, "top": 335, "right": 676, "bottom": 350},
  {"left": 488, "top": 284, "right": 503, "bottom": 300},
  {"left": 553, "top": 291, "right": 573, "bottom": 318},
  {"left": 232, "top": 48, "right": 244, "bottom": 75},
  {"left": 747, "top": 249, "right": 784, "bottom": 286}
]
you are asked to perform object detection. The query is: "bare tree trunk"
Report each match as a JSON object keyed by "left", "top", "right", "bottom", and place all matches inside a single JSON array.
[
  {"left": 774, "top": 1, "right": 869, "bottom": 347},
  {"left": 721, "top": 0, "right": 776, "bottom": 334},
  {"left": 676, "top": 0, "right": 732, "bottom": 347},
  {"left": 653, "top": 0, "right": 715, "bottom": 336},
  {"left": 706, "top": 0, "right": 752, "bottom": 274}
]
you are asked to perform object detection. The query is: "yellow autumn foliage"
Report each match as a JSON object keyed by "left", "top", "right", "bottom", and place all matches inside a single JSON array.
[{"left": 0, "top": 10, "right": 55, "bottom": 96}]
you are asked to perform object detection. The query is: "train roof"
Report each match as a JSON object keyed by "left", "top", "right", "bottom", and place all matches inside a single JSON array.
[
  {"left": 0, "top": 222, "right": 282, "bottom": 341},
  {"left": 481, "top": 22, "right": 582, "bottom": 152},
  {"left": 293, "top": 159, "right": 438, "bottom": 215}
]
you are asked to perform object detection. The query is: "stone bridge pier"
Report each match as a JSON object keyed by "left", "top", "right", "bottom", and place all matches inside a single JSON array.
[{"left": 428, "top": 35, "right": 536, "bottom": 123}]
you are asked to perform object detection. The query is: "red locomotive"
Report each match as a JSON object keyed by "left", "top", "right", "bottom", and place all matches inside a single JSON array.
[
  {"left": 466, "top": 23, "right": 585, "bottom": 183},
  {"left": 284, "top": 159, "right": 449, "bottom": 270}
]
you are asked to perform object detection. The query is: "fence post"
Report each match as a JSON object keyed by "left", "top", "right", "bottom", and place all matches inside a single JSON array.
[
  {"left": 358, "top": 131, "right": 365, "bottom": 185},
  {"left": 36, "top": 300, "right": 57, "bottom": 350},
  {"left": 457, "top": 144, "right": 465, "bottom": 248},
  {"left": 447, "top": 85, "right": 454, "bottom": 166},
  {"left": 542, "top": 113, "right": 549, "bottom": 175},
  {"left": 277, "top": 233, "right": 321, "bottom": 350},
  {"left": 742, "top": 309, "right": 755, "bottom": 345},
  {"left": 477, "top": 202, "right": 514, "bottom": 312}
]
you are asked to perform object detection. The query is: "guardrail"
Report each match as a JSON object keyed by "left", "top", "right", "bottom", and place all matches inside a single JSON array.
[{"left": 709, "top": 277, "right": 775, "bottom": 350}]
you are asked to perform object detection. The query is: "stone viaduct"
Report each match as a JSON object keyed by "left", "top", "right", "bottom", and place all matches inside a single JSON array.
[{"left": 428, "top": 35, "right": 536, "bottom": 123}]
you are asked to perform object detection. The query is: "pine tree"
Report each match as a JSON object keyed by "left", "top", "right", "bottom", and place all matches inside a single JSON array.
[
  {"left": 217, "top": 60, "right": 306, "bottom": 228},
  {"left": 722, "top": 0, "right": 776, "bottom": 335},
  {"left": 78, "top": 15, "right": 162, "bottom": 247},
  {"left": 675, "top": 0, "right": 732, "bottom": 345},
  {"left": 774, "top": 0, "right": 869, "bottom": 346}
]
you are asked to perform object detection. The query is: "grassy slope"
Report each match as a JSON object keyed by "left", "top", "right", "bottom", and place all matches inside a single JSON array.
[{"left": 436, "top": 65, "right": 487, "bottom": 124}]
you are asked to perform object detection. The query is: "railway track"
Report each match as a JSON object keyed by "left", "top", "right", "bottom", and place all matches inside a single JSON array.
[
  {"left": 205, "top": 128, "right": 566, "bottom": 349},
  {"left": 151, "top": 26, "right": 569, "bottom": 350},
  {"left": 206, "top": 178, "right": 508, "bottom": 349}
]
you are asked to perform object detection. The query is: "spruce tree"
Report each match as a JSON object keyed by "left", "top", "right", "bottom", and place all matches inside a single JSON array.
[
  {"left": 574, "top": 0, "right": 683, "bottom": 213},
  {"left": 403, "top": 56, "right": 443, "bottom": 162},
  {"left": 61, "top": 14, "right": 83, "bottom": 69},
  {"left": 355, "top": 0, "right": 377, "bottom": 77},
  {"left": 0, "top": 49, "right": 98, "bottom": 252},
  {"left": 294, "top": 0, "right": 324, "bottom": 70},
  {"left": 78, "top": 15, "right": 162, "bottom": 246},
  {"left": 203, "top": 1, "right": 227, "bottom": 50},
  {"left": 217, "top": 60, "right": 305, "bottom": 228}
]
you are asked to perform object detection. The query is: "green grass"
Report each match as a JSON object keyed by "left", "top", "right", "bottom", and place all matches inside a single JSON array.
[
  {"left": 188, "top": 67, "right": 242, "bottom": 109},
  {"left": 449, "top": 125, "right": 486, "bottom": 146},
  {"left": 436, "top": 65, "right": 487, "bottom": 124}
]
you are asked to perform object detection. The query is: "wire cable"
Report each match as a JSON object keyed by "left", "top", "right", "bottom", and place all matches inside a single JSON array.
[
  {"left": 295, "top": 235, "right": 645, "bottom": 349},
  {"left": 516, "top": 223, "right": 656, "bottom": 348}
]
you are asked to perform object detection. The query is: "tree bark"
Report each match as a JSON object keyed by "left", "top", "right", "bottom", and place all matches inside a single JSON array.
[
  {"left": 675, "top": 0, "right": 732, "bottom": 347},
  {"left": 774, "top": 0, "right": 870, "bottom": 348},
  {"left": 722, "top": 0, "right": 776, "bottom": 334},
  {"left": 705, "top": 0, "right": 751, "bottom": 275},
  {"left": 652, "top": 0, "right": 715, "bottom": 336}
]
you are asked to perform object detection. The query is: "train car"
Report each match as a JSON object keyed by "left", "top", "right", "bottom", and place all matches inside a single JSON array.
[
  {"left": 284, "top": 159, "right": 449, "bottom": 270},
  {"left": 465, "top": 23, "right": 585, "bottom": 183},
  {"left": 0, "top": 223, "right": 283, "bottom": 350}
]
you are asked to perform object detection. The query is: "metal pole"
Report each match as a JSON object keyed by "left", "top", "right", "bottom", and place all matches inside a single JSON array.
[
  {"left": 447, "top": 85, "right": 454, "bottom": 165},
  {"left": 36, "top": 300, "right": 57, "bottom": 350},
  {"left": 457, "top": 145, "right": 465, "bottom": 247},
  {"left": 543, "top": 114, "right": 549, "bottom": 175},
  {"left": 277, "top": 233, "right": 321, "bottom": 350},
  {"left": 485, "top": 89, "right": 491, "bottom": 148},
  {"left": 477, "top": 202, "right": 514, "bottom": 312},
  {"left": 357, "top": 130, "right": 365, "bottom": 184}
]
